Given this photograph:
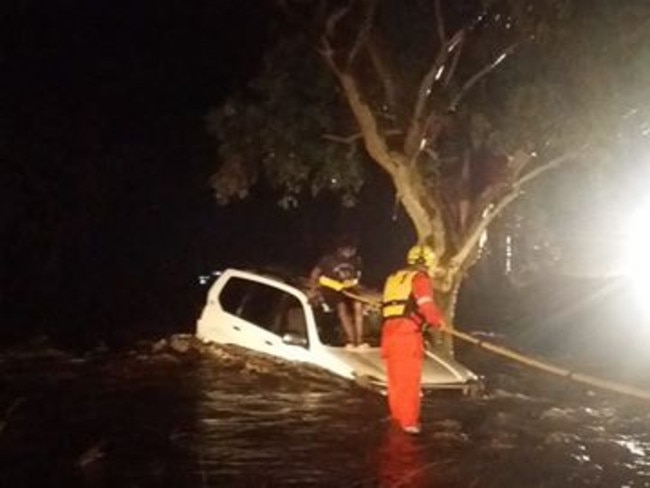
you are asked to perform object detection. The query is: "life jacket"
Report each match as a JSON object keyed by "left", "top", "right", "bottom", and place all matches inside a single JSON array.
[{"left": 381, "top": 269, "right": 418, "bottom": 319}]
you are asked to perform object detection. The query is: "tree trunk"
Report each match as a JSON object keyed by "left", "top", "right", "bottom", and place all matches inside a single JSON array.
[
  {"left": 392, "top": 161, "right": 447, "bottom": 252},
  {"left": 428, "top": 268, "right": 463, "bottom": 356}
]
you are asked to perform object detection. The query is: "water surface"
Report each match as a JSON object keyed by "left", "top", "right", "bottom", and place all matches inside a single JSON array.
[{"left": 1, "top": 336, "right": 650, "bottom": 487}]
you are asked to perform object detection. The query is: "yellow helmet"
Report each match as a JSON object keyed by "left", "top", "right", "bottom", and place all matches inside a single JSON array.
[{"left": 406, "top": 244, "right": 436, "bottom": 268}]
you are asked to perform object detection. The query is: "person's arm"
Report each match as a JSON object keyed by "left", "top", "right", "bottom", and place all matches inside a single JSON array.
[
  {"left": 309, "top": 265, "right": 322, "bottom": 286},
  {"left": 355, "top": 256, "right": 363, "bottom": 282},
  {"left": 411, "top": 272, "right": 445, "bottom": 329},
  {"left": 309, "top": 263, "right": 325, "bottom": 295},
  {"left": 306, "top": 264, "right": 324, "bottom": 303}
]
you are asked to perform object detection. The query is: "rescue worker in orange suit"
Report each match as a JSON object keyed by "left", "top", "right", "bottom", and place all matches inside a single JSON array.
[{"left": 381, "top": 244, "right": 447, "bottom": 434}]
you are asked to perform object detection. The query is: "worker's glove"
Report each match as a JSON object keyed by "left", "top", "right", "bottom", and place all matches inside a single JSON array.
[
  {"left": 421, "top": 321, "right": 448, "bottom": 334},
  {"left": 438, "top": 320, "right": 451, "bottom": 333}
]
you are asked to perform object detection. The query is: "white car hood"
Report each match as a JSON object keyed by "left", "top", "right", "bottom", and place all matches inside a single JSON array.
[
  {"left": 321, "top": 346, "right": 477, "bottom": 387},
  {"left": 323, "top": 347, "right": 387, "bottom": 381}
]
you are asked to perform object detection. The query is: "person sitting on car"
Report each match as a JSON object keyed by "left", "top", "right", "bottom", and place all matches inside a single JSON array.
[{"left": 309, "top": 235, "right": 367, "bottom": 349}]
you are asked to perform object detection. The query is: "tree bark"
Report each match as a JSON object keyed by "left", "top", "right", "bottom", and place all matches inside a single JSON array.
[{"left": 429, "top": 272, "right": 463, "bottom": 356}]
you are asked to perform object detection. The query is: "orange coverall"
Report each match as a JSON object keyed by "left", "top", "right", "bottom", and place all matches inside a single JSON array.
[{"left": 380, "top": 271, "right": 444, "bottom": 429}]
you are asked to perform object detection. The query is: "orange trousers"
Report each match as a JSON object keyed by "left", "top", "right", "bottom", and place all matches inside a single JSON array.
[{"left": 381, "top": 319, "right": 424, "bottom": 428}]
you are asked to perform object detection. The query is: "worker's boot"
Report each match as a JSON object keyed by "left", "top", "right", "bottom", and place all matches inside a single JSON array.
[{"left": 402, "top": 425, "right": 421, "bottom": 435}]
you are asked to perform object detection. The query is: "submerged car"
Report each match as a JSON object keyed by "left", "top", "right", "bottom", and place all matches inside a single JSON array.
[{"left": 196, "top": 268, "right": 480, "bottom": 394}]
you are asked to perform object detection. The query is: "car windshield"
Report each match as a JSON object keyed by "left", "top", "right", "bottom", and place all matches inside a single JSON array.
[{"left": 312, "top": 305, "right": 383, "bottom": 347}]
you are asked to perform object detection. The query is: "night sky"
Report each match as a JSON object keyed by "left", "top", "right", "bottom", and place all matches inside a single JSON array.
[
  {"left": 2, "top": 1, "right": 280, "bottom": 344},
  {"left": 2, "top": 1, "right": 414, "bottom": 347}
]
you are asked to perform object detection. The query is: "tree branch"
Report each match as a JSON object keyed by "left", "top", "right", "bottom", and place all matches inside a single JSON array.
[
  {"left": 321, "top": 18, "right": 443, "bottom": 244},
  {"left": 366, "top": 36, "right": 398, "bottom": 116},
  {"left": 434, "top": 0, "right": 446, "bottom": 46},
  {"left": 347, "top": 0, "right": 377, "bottom": 66},
  {"left": 515, "top": 147, "right": 585, "bottom": 188},
  {"left": 393, "top": 162, "right": 441, "bottom": 245},
  {"left": 325, "top": 2, "right": 352, "bottom": 38},
  {"left": 405, "top": 29, "right": 464, "bottom": 156},
  {"left": 319, "top": 34, "right": 397, "bottom": 175},
  {"left": 443, "top": 39, "right": 463, "bottom": 87},
  {"left": 449, "top": 44, "right": 516, "bottom": 112},
  {"left": 413, "top": 29, "right": 464, "bottom": 122},
  {"left": 452, "top": 147, "right": 585, "bottom": 268},
  {"left": 407, "top": 4, "right": 492, "bottom": 141},
  {"left": 322, "top": 133, "right": 364, "bottom": 145},
  {"left": 322, "top": 129, "right": 401, "bottom": 145}
]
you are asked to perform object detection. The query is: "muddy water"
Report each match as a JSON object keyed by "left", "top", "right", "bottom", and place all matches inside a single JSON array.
[{"left": 1, "top": 337, "right": 650, "bottom": 487}]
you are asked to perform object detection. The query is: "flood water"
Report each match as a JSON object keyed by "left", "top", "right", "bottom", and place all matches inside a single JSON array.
[{"left": 2, "top": 335, "right": 650, "bottom": 487}]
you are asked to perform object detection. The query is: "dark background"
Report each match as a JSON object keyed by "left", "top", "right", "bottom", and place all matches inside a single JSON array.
[
  {"left": 2, "top": 1, "right": 271, "bottom": 345},
  {"left": 2, "top": 1, "right": 646, "bottom": 365},
  {"left": 1, "top": 1, "right": 418, "bottom": 348}
]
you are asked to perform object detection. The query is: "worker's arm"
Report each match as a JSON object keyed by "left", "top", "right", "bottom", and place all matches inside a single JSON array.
[{"left": 411, "top": 272, "right": 445, "bottom": 329}]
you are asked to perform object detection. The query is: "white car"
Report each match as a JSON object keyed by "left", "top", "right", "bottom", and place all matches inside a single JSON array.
[{"left": 196, "top": 268, "right": 480, "bottom": 393}]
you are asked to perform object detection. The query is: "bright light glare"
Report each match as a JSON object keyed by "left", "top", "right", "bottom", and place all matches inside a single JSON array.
[{"left": 622, "top": 202, "right": 650, "bottom": 316}]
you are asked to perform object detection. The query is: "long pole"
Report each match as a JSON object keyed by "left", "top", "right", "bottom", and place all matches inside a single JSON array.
[{"left": 341, "top": 289, "right": 650, "bottom": 403}]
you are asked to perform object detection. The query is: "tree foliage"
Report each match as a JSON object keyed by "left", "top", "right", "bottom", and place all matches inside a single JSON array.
[{"left": 208, "top": 0, "right": 650, "bottom": 316}]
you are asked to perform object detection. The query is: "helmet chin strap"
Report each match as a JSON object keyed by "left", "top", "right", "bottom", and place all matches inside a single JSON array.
[{"left": 412, "top": 262, "right": 433, "bottom": 274}]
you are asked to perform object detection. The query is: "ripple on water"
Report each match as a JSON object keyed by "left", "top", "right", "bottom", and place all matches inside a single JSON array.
[{"left": 3, "top": 338, "right": 650, "bottom": 487}]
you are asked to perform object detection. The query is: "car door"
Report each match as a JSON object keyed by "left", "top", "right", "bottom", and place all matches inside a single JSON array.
[{"left": 218, "top": 274, "right": 311, "bottom": 361}]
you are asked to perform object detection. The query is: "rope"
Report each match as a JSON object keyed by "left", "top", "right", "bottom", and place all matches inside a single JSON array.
[{"left": 339, "top": 288, "right": 650, "bottom": 403}]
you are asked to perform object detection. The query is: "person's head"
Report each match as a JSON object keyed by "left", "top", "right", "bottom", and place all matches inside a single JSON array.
[
  {"left": 406, "top": 244, "right": 437, "bottom": 273},
  {"left": 336, "top": 234, "right": 358, "bottom": 258}
]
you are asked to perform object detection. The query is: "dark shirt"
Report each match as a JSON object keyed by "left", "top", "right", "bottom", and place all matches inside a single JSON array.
[{"left": 317, "top": 253, "right": 362, "bottom": 283}]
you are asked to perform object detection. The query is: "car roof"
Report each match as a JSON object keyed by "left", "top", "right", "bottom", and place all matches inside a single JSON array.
[{"left": 225, "top": 267, "right": 311, "bottom": 293}]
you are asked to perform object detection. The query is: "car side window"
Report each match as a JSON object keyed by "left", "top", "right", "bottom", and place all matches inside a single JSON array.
[
  {"left": 219, "top": 276, "right": 293, "bottom": 334},
  {"left": 239, "top": 283, "right": 285, "bottom": 332},
  {"left": 218, "top": 277, "right": 251, "bottom": 316},
  {"left": 275, "top": 296, "right": 308, "bottom": 345}
]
